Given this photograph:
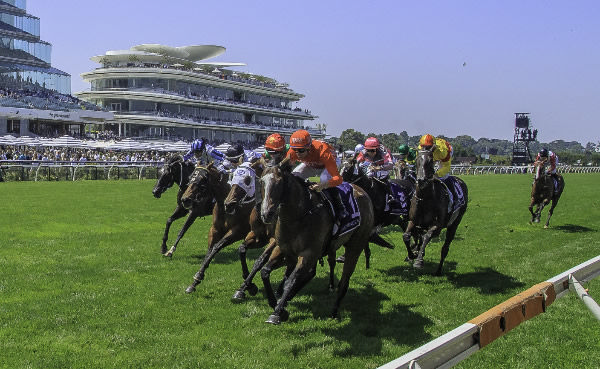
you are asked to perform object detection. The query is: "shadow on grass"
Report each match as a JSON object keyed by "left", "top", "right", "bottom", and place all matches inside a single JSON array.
[
  {"left": 288, "top": 280, "right": 433, "bottom": 358},
  {"left": 553, "top": 224, "right": 596, "bottom": 233},
  {"left": 446, "top": 267, "right": 525, "bottom": 295}
]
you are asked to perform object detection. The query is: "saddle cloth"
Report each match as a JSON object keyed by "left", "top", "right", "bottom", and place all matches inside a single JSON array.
[
  {"left": 441, "top": 176, "right": 466, "bottom": 214},
  {"left": 322, "top": 182, "right": 361, "bottom": 238},
  {"left": 387, "top": 181, "right": 412, "bottom": 216}
]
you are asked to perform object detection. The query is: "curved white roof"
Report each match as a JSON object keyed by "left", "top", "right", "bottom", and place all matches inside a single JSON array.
[{"left": 91, "top": 44, "right": 241, "bottom": 68}]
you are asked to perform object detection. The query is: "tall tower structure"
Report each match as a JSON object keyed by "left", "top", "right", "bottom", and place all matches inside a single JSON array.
[{"left": 511, "top": 113, "right": 537, "bottom": 165}]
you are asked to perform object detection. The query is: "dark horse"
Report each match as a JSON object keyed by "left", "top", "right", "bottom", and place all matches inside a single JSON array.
[
  {"left": 181, "top": 163, "right": 257, "bottom": 294},
  {"left": 529, "top": 160, "right": 564, "bottom": 228},
  {"left": 402, "top": 149, "right": 468, "bottom": 276},
  {"left": 340, "top": 155, "right": 417, "bottom": 261},
  {"left": 152, "top": 155, "right": 213, "bottom": 257},
  {"left": 258, "top": 158, "right": 374, "bottom": 324}
]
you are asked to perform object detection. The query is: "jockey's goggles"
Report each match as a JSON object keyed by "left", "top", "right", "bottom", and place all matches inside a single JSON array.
[
  {"left": 292, "top": 148, "right": 309, "bottom": 154},
  {"left": 366, "top": 149, "right": 377, "bottom": 153}
]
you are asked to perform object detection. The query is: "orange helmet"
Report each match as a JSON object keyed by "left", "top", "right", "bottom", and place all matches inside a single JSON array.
[
  {"left": 364, "top": 137, "right": 380, "bottom": 150},
  {"left": 265, "top": 133, "right": 285, "bottom": 151},
  {"left": 290, "top": 130, "right": 312, "bottom": 149},
  {"left": 419, "top": 134, "right": 435, "bottom": 147}
]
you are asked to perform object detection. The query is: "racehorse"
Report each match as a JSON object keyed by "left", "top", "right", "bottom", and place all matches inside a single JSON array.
[
  {"left": 258, "top": 158, "right": 374, "bottom": 324},
  {"left": 181, "top": 163, "right": 256, "bottom": 294},
  {"left": 340, "top": 155, "right": 417, "bottom": 261},
  {"left": 402, "top": 149, "right": 468, "bottom": 276},
  {"left": 529, "top": 160, "right": 564, "bottom": 228},
  {"left": 152, "top": 155, "right": 213, "bottom": 256}
]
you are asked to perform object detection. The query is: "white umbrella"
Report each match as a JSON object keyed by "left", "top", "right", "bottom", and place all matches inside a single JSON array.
[{"left": 0, "top": 134, "right": 18, "bottom": 145}]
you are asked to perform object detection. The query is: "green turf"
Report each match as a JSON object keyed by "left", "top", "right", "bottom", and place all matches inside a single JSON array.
[{"left": 0, "top": 174, "right": 598, "bottom": 368}]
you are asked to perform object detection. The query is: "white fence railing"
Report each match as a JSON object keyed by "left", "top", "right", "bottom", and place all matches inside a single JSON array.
[
  {"left": 450, "top": 165, "right": 600, "bottom": 175},
  {"left": 0, "top": 161, "right": 164, "bottom": 181},
  {"left": 378, "top": 255, "right": 600, "bottom": 369}
]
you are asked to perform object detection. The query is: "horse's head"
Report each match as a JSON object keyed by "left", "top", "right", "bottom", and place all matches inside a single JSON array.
[
  {"left": 181, "top": 164, "right": 218, "bottom": 210},
  {"left": 152, "top": 155, "right": 182, "bottom": 198},
  {"left": 259, "top": 157, "right": 293, "bottom": 224},
  {"left": 534, "top": 160, "right": 546, "bottom": 180},
  {"left": 415, "top": 148, "right": 435, "bottom": 184},
  {"left": 223, "top": 161, "right": 261, "bottom": 214}
]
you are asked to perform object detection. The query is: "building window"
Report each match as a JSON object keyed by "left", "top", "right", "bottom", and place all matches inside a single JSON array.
[{"left": 7, "top": 119, "right": 20, "bottom": 134}]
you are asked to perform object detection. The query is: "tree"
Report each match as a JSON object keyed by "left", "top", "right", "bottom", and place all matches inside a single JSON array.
[{"left": 337, "top": 129, "right": 365, "bottom": 152}]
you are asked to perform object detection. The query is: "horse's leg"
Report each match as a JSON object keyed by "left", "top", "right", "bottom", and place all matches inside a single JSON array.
[
  {"left": 185, "top": 230, "right": 239, "bottom": 293},
  {"left": 331, "top": 243, "right": 362, "bottom": 319},
  {"left": 544, "top": 197, "right": 558, "bottom": 228},
  {"left": 529, "top": 198, "right": 537, "bottom": 223},
  {"left": 364, "top": 245, "right": 371, "bottom": 269},
  {"left": 327, "top": 250, "right": 336, "bottom": 292},
  {"left": 232, "top": 238, "right": 278, "bottom": 302},
  {"left": 414, "top": 225, "right": 438, "bottom": 269},
  {"left": 266, "top": 256, "right": 317, "bottom": 325},
  {"left": 276, "top": 263, "right": 295, "bottom": 298},
  {"left": 260, "top": 247, "right": 286, "bottom": 309},
  {"left": 164, "top": 210, "right": 198, "bottom": 257},
  {"left": 402, "top": 221, "right": 417, "bottom": 261},
  {"left": 161, "top": 206, "right": 188, "bottom": 254},
  {"left": 435, "top": 215, "right": 462, "bottom": 276}
]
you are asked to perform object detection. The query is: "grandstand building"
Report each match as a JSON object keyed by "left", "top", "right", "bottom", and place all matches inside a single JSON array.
[
  {"left": 0, "top": 0, "right": 112, "bottom": 137},
  {"left": 76, "top": 43, "right": 324, "bottom": 144}
]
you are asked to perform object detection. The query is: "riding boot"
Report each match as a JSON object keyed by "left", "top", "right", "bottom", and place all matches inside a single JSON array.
[
  {"left": 332, "top": 190, "right": 349, "bottom": 220},
  {"left": 386, "top": 182, "right": 400, "bottom": 209}
]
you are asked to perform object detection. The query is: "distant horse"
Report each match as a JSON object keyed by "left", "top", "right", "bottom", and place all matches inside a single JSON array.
[
  {"left": 152, "top": 155, "right": 213, "bottom": 257},
  {"left": 402, "top": 149, "right": 468, "bottom": 276},
  {"left": 258, "top": 158, "right": 374, "bottom": 324},
  {"left": 181, "top": 163, "right": 256, "bottom": 294},
  {"left": 529, "top": 160, "right": 564, "bottom": 228},
  {"left": 340, "top": 155, "right": 417, "bottom": 261}
]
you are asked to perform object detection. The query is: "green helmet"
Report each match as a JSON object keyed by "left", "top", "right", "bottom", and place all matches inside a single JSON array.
[{"left": 398, "top": 144, "right": 410, "bottom": 155}]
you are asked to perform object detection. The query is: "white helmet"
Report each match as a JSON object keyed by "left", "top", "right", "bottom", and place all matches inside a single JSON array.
[{"left": 354, "top": 144, "right": 364, "bottom": 153}]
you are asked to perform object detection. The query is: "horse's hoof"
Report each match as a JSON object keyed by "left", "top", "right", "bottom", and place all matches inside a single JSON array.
[
  {"left": 231, "top": 290, "right": 246, "bottom": 303},
  {"left": 336, "top": 255, "right": 345, "bottom": 264},
  {"left": 279, "top": 309, "right": 289, "bottom": 322},
  {"left": 247, "top": 283, "right": 259, "bottom": 296},
  {"left": 185, "top": 285, "right": 196, "bottom": 294},
  {"left": 413, "top": 261, "right": 424, "bottom": 269},
  {"left": 544, "top": 225, "right": 549, "bottom": 229},
  {"left": 163, "top": 251, "right": 173, "bottom": 258},
  {"left": 265, "top": 314, "right": 281, "bottom": 325}
]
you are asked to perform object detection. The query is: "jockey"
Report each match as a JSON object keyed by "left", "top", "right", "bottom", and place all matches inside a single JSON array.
[
  {"left": 418, "top": 134, "right": 453, "bottom": 178},
  {"left": 286, "top": 129, "right": 348, "bottom": 220},
  {"left": 263, "top": 133, "right": 288, "bottom": 163},
  {"left": 218, "top": 143, "right": 262, "bottom": 174},
  {"left": 397, "top": 144, "right": 417, "bottom": 165},
  {"left": 254, "top": 133, "right": 287, "bottom": 209},
  {"left": 183, "top": 138, "right": 225, "bottom": 164},
  {"left": 354, "top": 143, "right": 364, "bottom": 155},
  {"left": 535, "top": 148, "right": 558, "bottom": 175},
  {"left": 419, "top": 134, "right": 456, "bottom": 212},
  {"left": 356, "top": 137, "right": 395, "bottom": 180}
]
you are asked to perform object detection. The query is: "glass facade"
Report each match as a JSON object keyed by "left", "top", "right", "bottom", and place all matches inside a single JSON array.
[
  {"left": 0, "top": 0, "right": 71, "bottom": 94},
  {"left": 0, "top": 12, "right": 40, "bottom": 37}
]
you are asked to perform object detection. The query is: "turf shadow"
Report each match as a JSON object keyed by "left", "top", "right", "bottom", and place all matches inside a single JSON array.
[
  {"left": 446, "top": 267, "right": 525, "bottom": 295},
  {"left": 288, "top": 282, "right": 433, "bottom": 358},
  {"left": 553, "top": 224, "right": 596, "bottom": 233}
]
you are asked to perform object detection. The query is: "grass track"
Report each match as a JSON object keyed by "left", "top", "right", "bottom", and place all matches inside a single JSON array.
[{"left": 0, "top": 174, "right": 599, "bottom": 368}]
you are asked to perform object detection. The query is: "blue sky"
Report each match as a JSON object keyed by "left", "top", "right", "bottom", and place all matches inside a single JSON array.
[{"left": 28, "top": 0, "right": 600, "bottom": 144}]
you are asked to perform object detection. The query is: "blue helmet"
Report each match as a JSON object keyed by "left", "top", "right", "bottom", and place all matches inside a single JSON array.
[{"left": 190, "top": 138, "right": 206, "bottom": 152}]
